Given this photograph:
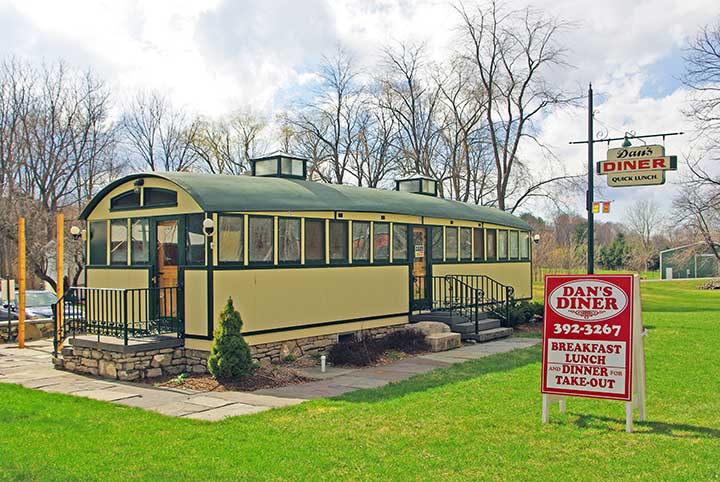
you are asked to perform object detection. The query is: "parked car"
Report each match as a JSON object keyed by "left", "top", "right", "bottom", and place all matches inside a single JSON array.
[{"left": 0, "top": 290, "right": 59, "bottom": 320}]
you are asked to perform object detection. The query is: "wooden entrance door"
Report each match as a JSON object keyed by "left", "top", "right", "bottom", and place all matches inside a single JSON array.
[
  {"left": 411, "top": 226, "right": 429, "bottom": 310},
  {"left": 155, "top": 219, "right": 178, "bottom": 317}
]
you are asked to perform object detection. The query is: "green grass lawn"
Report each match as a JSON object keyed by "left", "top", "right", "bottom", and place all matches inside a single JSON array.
[{"left": 1, "top": 281, "right": 719, "bottom": 481}]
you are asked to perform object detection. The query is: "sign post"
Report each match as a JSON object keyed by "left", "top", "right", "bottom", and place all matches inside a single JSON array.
[{"left": 541, "top": 274, "right": 646, "bottom": 432}]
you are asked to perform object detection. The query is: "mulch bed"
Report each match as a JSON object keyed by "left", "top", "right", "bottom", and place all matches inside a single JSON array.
[{"left": 146, "top": 365, "right": 315, "bottom": 392}]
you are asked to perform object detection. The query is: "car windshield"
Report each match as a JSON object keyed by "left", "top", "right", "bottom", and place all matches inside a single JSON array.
[{"left": 17, "top": 292, "right": 57, "bottom": 307}]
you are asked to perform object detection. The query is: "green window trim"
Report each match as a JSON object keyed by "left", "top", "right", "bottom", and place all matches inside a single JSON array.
[
  {"left": 329, "top": 220, "right": 349, "bottom": 264},
  {"left": 352, "top": 221, "right": 371, "bottom": 263},
  {"left": 185, "top": 214, "right": 207, "bottom": 266},
  {"left": 89, "top": 220, "right": 108, "bottom": 266},
  {"left": 130, "top": 218, "right": 150, "bottom": 265},
  {"left": 391, "top": 223, "right": 408, "bottom": 264},
  {"left": 247, "top": 215, "right": 275, "bottom": 265},
  {"left": 304, "top": 218, "right": 326, "bottom": 265},
  {"left": 278, "top": 217, "right": 301, "bottom": 264},
  {"left": 218, "top": 214, "right": 244, "bottom": 264},
  {"left": 431, "top": 226, "right": 444, "bottom": 261},
  {"left": 373, "top": 222, "right": 390, "bottom": 264},
  {"left": 497, "top": 230, "right": 509, "bottom": 260},
  {"left": 486, "top": 229, "right": 497, "bottom": 261},
  {"left": 109, "top": 219, "right": 129, "bottom": 265},
  {"left": 473, "top": 227, "right": 485, "bottom": 261},
  {"left": 109, "top": 190, "right": 141, "bottom": 211},
  {"left": 143, "top": 188, "right": 178, "bottom": 209}
]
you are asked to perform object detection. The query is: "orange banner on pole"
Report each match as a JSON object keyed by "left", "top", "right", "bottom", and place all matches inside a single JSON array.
[{"left": 18, "top": 218, "right": 26, "bottom": 349}]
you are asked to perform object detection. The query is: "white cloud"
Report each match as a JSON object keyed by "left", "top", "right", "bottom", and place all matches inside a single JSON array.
[{"left": 0, "top": 0, "right": 718, "bottom": 219}]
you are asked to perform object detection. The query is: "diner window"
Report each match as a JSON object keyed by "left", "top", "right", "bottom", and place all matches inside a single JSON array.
[
  {"left": 110, "top": 190, "right": 140, "bottom": 210},
  {"left": 278, "top": 218, "right": 301, "bottom": 263},
  {"left": 473, "top": 228, "right": 484, "bottom": 261},
  {"left": 460, "top": 227, "right": 472, "bottom": 261},
  {"left": 520, "top": 232, "right": 530, "bottom": 259},
  {"left": 110, "top": 219, "right": 127, "bottom": 265},
  {"left": 431, "top": 226, "right": 444, "bottom": 261},
  {"left": 392, "top": 224, "right": 408, "bottom": 262},
  {"left": 131, "top": 219, "right": 150, "bottom": 264},
  {"left": 445, "top": 227, "right": 458, "bottom": 261},
  {"left": 89, "top": 221, "right": 107, "bottom": 265},
  {"left": 498, "top": 230, "right": 508, "bottom": 259},
  {"left": 509, "top": 231, "right": 519, "bottom": 259},
  {"left": 486, "top": 229, "right": 497, "bottom": 261},
  {"left": 305, "top": 219, "right": 325, "bottom": 264},
  {"left": 186, "top": 214, "right": 205, "bottom": 265},
  {"left": 329, "top": 220, "right": 348, "bottom": 264},
  {"left": 248, "top": 216, "right": 274, "bottom": 264},
  {"left": 143, "top": 188, "right": 177, "bottom": 207},
  {"left": 373, "top": 222, "right": 390, "bottom": 263},
  {"left": 218, "top": 215, "right": 244, "bottom": 263},
  {"left": 352, "top": 221, "right": 370, "bottom": 262}
]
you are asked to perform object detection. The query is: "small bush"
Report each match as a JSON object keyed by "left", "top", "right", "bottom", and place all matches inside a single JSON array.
[
  {"left": 383, "top": 329, "right": 429, "bottom": 353},
  {"left": 207, "top": 297, "right": 255, "bottom": 380},
  {"left": 508, "top": 300, "right": 544, "bottom": 326},
  {"left": 327, "top": 335, "right": 384, "bottom": 367}
]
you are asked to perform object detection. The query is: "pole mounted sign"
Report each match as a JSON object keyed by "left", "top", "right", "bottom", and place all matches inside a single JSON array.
[
  {"left": 597, "top": 144, "right": 677, "bottom": 187},
  {"left": 541, "top": 274, "right": 647, "bottom": 432}
]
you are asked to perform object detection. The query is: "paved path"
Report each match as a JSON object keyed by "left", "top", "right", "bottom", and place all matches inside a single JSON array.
[{"left": 0, "top": 337, "right": 540, "bottom": 421}]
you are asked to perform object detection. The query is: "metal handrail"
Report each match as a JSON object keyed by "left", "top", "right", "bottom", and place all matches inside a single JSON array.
[{"left": 52, "top": 286, "right": 184, "bottom": 355}]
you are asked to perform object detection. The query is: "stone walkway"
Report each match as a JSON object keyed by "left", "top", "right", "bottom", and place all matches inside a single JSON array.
[{"left": 0, "top": 337, "right": 539, "bottom": 421}]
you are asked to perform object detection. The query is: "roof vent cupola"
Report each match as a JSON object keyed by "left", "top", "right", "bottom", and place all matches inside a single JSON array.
[
  {"left": 395, "top": 175, "right": 438, "bottom": 197},
  {"left": 250, "top": 151, "right": 307, "bottom": 180}
]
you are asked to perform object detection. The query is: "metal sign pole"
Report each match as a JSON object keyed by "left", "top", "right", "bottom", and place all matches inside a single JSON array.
[{"left": 587, "top": 84, "right": 594, "bottom": 275}]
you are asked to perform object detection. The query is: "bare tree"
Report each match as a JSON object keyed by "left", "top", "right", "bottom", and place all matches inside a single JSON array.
[
  {"left": 624, "top": 199, "right": 664, "bottom": 270},
  {"left": 286, "top": 49, "right": 363, "bottom": 184},
  {"left": 678, "top": 19, "right": 720, "bottom": 262},
  {"left": 378, "top": 42, "right": 445, "bottom": 190},
  {"left": 121, "top": 90, "right": 196, "bottom": 172},
  {"left": 456, "top": 1, "right": 578, "bottom": 211}
]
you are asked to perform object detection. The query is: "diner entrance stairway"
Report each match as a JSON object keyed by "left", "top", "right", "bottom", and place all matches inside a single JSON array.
[{"left": 409, "top": 274, "right": 515, "bottom": 342}]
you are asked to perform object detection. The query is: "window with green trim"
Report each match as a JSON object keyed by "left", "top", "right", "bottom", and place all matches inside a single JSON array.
[
  {"left": 248, "top": 216, "right": 274, "bottom": 264},
  {"left": 431, "top": 226, "right": 443, "bottom": 261},
  {"left": 486, "top": 229, "right": 497, "bottom": 261},
  {"left": 131, "top": 219, "right": 149, "bottom": 264},
  {"left": 89, "top": 221, "right": 107, "bottom": 265},
  {"left": 218, "top": 215, "right": 243, "bottom": 263},
  {"left": 509, "top": 231, "right": 519, "bottom": 259},
  {"left": 498, "top": 230, "right": 508, "bottom": 260},
  {"left": 329, "top": 220, "right": 348, "bottom": 264},
  {"left": 186, "top": 214, "right": 206, "bottom": 265},
  {"left": 373, "top": 222, "right": 390, "bottom": 263},
  {"left": 473, "top": 228, "right": 484, "bottom": 261},
  {"left": 110, "top": 219, "right": 128, "bottom": 265},
  {"left": 352, "top": 221, "right": 370, "bottom": 262},
  {"left": 445, "top": 227, "right": 458, "bottom": 261},
  {"left": 110, "top": 190, "right": 140, "bottom": 210},
  {"left": 305, "top": 219, "right": 325, "bottom": 264},
  {"left": 143, "top": 188, "right": 177, "bottom": 207},
  {"left": 279, "top": 218, "right": 301, "bottom": 263},
  {"left": 520, "top": 232, "right": 530, "bottom": 259},
  {"left": 460, "top": 227, "right": 472, "bottom": 261},
  {"left": 392, "top": 224, "right": 408, "bottom": 262}
]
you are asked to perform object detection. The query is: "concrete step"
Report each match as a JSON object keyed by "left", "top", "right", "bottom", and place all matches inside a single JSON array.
[
  {"left": 461, "top": 327, "right": 513, "bottom": 342},
  {"left": 410, "top": 310, "right": 491, "bottom": 324},
  {"left": 449, "top": 319, "right": 501, "bottom": 334},
  {"left": 425, "top": 332, "right": 462, "bottom": 352}
]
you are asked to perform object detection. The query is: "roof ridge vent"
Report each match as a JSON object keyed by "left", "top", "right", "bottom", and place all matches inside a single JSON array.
[
  {"left": 395, "top": 175, "right": 438, "bottom": 196},
  {"left": 250, "top": 152, "right": 308, "bottom": 180}
]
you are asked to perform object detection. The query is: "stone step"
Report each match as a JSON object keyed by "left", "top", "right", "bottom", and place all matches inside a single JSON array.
[
  {"left": 410, "top": 310, "right": 491, "bottom": 324},
  {"left": 450, "top": 319, "right": 502, "bottom": 334},
  {"left": 460, "top": 327, "right": 513, "bottom": 342},
  {"left": 425, "top": 332, "right": 462, "bottom": 352}
]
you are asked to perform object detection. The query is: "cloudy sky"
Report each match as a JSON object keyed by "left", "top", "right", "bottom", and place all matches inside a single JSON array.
[{"left": 1, "top": 0, "right": 718, "bottom": 220}]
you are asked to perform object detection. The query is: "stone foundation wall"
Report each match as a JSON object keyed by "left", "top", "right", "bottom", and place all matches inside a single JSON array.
[
  {"left": 54, "top": 323, "right": 410, "bottom": 381},
  {"left": 1, "top": 320, "right": 55, "bottom": 343}
]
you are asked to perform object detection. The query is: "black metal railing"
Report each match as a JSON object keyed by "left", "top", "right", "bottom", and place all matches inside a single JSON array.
[
  {"left": 411, "top": 274, "right": 514, "bottom": 331},
  {"left": 53, "top": 286, "right": 183, "bottom": 355}
]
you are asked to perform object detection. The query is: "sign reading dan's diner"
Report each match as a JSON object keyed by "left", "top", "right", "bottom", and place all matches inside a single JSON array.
[
  {"left": 596, "top": 144, "right": 677, "bottom": 187},
  {"left": 541, "top": 275, "right": 634, "bottom": 401}
]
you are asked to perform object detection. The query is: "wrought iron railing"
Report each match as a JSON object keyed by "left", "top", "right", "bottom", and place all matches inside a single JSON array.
[
  {"left": 53, "top": 286, "right": 183, "bottom": 355},
  {"left": 411, "top": 274, "right": 514, "bottom": 331}
]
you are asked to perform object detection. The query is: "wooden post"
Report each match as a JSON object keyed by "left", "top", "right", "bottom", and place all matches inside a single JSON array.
[
  {"left": 17, "top": 218, "right": 26, "bottom": 348},
  {"left": 56, "top": 213, "right": 64, "bottom": 351}
]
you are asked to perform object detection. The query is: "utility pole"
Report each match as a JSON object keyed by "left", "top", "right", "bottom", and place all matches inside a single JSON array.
[{"left": 586, "top": 84, "right": 594, "bottom": 274}]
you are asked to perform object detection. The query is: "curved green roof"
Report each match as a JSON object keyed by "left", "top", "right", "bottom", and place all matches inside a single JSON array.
[{"left": 81, "top": 172, "right": 531, "bottom": 230}]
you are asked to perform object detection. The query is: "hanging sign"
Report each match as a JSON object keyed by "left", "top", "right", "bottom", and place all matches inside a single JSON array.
[
  {"left": 596, "top": 144, "right": 677, "bottom": 187},
  {"left": 541, "top": 274, "right": 647, "bottom": 432}
]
